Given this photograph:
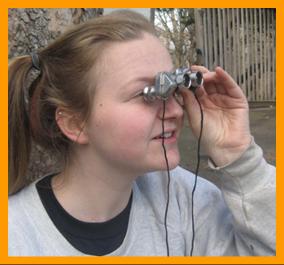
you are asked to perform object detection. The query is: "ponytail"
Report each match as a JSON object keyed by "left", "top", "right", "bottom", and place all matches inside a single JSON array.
[
  {"left": 8, "top": 10, "right": 159, "bottom": 195},
  {"left": 8, "top": 56, "right": 34, "bottom": 194}
]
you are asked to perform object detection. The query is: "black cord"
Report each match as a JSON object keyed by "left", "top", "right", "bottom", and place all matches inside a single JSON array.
[
  {"left": 190, "top": 93, "right": 204, "bottom": 256},
  {"left": 161, "top": 94, "right": 203, "bottom": 257},
  {"left": 161, "top": 100, "right": 171, "bottom": 256}
]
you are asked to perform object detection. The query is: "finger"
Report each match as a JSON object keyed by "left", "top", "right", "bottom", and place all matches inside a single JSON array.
[
  {"left": 180, "top": 86, "right": 208, "bottom": 118},
  {"left": 201, "top": 72, "right": 221, "bottom": 95},
  {"left": 190, "top": 66, "right": 224, "bottom": 95},
  {"left": 215, "top": 67, "right": 245, "bottom": 98},
  {"left": 180, "top": 88, "right": 197, "bottom": 108},
  {"left": 190, "top": 65, "right": 210, "bottom": 74},
  {"left": 204, "top": 85, "right": 218, "bottom": 95},
  {"left": 190, "top": 85, "right": 207, "bottom": 99},
  {"left": 180, "top": 88, "right": 201, "bottom": 112},
  {"left": 204, "top": 77, "right": 227, "bottom": 95},
  {"left": 179, "top": 88, "right": 205, "bottom": 136}
]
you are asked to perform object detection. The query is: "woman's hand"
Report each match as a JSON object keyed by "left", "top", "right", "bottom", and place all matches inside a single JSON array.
[{"left": 180, "top": 66, "right": 251, "bottom": 167}]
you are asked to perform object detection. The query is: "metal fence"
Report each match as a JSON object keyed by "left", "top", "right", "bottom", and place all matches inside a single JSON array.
[{"left": 195, "top": 8, "right": 276, "bottom": 101}]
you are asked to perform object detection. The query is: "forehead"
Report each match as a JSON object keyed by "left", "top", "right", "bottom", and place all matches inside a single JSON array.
[{"left": 95, "top": 33, "right": 173, "bottom": 91}]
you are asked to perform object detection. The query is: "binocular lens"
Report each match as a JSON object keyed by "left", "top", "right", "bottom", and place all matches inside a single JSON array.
[
  {"left": 190, "top": 72, "right": 203, "bottom": 87},
  {"left": 182, "top": 71, "right": 203, "bottom": 89},
  {"left": 183, "top": 74, "right": 191, "bottom": 88}
]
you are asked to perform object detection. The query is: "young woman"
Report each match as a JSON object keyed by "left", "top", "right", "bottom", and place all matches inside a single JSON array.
[{"left": 8, "top": 10, "right": 275, "bottom": 256}]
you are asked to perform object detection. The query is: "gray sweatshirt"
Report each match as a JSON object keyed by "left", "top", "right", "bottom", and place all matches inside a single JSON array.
[{"left": 8, "top": 139, "right": 275, "bottom": 256}]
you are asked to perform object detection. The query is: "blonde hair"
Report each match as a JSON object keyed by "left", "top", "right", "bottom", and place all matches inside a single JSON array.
[{"left": 9, "top": 10, "right": 156, "bottom": 194}]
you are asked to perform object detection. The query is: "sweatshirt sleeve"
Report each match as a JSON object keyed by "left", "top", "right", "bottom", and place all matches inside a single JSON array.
[{"left": 207, "top": 137, "right": 276, "bottom": 255}]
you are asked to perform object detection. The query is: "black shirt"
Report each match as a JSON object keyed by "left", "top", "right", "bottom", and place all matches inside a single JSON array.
[{"left": 36, "top": 174, "right": 132, "bottom": 255}]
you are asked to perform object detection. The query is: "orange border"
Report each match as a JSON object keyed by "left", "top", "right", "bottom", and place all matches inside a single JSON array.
[{"left": 2, "top": 1, "right": 282, "bottom": 264}]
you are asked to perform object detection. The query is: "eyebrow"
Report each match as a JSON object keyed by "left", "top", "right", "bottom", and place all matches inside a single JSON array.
[
  {"left": 122, "top": 76, "right": 156, "bottom": 94},
  {"left": 119, "top": 68, "right": 175, "bottom": 96},
  {"left": 131, "top": 76, "right": 156, "bottom": 85}
]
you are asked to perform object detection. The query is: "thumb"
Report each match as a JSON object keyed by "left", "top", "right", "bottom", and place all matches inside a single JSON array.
[
  {"left": 179, "top": 88, "right": 203, "bottom": 136},
  {"left": 180, "top": 87, "right": 202, "bottom": 116}
]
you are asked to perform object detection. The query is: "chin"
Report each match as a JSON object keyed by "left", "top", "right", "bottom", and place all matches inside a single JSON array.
[
  {"left": 168, "top": 161, "right": 179, "bottom": 170},
  {"left": 168, "top": 158, "right": 180, "bottom": 170},
  {"left": 168, "top": 148, "right": 180, "bottom": 167},
  {"left": 143, "top": 146, "right": 180, "bottom": 173},
  {"left": 158, "top": 152, "right": 180, "bottom": 171}
]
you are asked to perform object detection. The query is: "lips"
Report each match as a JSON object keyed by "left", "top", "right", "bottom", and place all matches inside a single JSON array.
[
  {"left": 153, "top": 128, "right": 177, "bottom": 140},
  {"left": 153, "top": 131, "right": 174, "bottom": 139}
]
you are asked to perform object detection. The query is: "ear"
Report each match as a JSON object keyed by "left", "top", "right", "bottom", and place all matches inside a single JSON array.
[{"left": 55, "top": 108, "right": 89, "bottom": 145}]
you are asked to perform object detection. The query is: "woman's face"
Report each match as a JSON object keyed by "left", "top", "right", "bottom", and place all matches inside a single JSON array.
[{"left": 85, "top": 33, "right": 184, "bottom": 176}]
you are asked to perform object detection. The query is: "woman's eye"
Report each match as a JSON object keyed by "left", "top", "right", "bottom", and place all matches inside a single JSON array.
[
  {"left": 132, "top": 91, "right": 145, "bottom": 99},
  {"left": 133, "top": 90, "right": 144, "bottom": 99}
]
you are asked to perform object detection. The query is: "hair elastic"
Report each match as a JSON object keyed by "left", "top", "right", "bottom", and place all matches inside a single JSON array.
[{"left": 31, "top": 52, "right": 41, "bottom": 71}]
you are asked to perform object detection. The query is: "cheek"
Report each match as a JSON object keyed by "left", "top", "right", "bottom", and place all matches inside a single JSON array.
[
  {"left": 93, "top": 106, "right": 153, "bottom": 145},
  {"left": 112, "top": 115, "right": 151, "bottom": 144}
]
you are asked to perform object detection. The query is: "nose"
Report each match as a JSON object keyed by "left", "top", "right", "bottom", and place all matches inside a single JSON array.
[{"left": 158, "top": 95, "right": 183, "bottom": 120}]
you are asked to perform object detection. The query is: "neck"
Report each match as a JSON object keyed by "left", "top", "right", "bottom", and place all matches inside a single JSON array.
[{"left": 52, "top": 148, "right": 136, "bottom": 223}]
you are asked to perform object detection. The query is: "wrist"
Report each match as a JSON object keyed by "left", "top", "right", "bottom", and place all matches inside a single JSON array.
[{"left": 207, "top": 136, "right": 252, "bottom": 167}]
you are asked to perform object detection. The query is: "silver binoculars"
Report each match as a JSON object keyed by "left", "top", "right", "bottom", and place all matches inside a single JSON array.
[{"left": 143, "top": 68, "right": 203, "bottom": 102}]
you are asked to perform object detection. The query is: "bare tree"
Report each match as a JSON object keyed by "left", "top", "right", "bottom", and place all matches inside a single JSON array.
[{"left": 155, "top": 8, "right": 197, "bottom": 67}]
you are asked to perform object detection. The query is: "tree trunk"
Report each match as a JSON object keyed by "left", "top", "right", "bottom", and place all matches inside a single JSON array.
[
  {"left": 9, "top": 8, "right": 103, "bottom": 181},
  {"left": 9, "top": 8, "right": 103, "bottom": 58}
]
